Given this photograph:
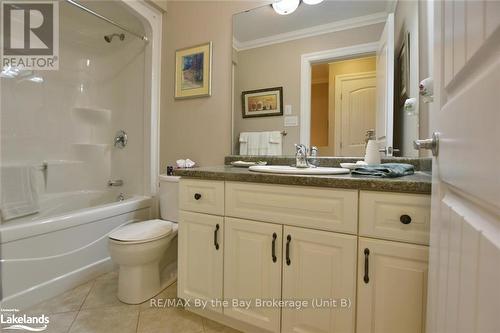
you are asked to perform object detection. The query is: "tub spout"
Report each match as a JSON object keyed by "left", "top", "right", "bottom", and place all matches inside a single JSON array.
[{"left": 108, "top": 179, "right": 124, "bottom": 187}]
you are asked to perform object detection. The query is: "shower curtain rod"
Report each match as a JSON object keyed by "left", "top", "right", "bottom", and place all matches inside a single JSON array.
[{"left": 65, "top": 0, "right": 149, "bottom": 42}]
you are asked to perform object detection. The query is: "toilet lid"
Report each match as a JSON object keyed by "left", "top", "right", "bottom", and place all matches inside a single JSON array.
[{"left": 109, "top": 219, "right": 173, "bottom": 242}]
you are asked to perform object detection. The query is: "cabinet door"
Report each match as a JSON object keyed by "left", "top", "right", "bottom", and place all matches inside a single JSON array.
[
  {"left": 178, "top": 211, "right": 223, "bottom": 312},
  {"left": 357, "top": 238, "right": 429, "bottom": 333},
  {"left": 282, "top": 226, "right": 357, "bottom": 333},
  {"left": 224, "top": 217, "right": 282, "bottom": 333}
]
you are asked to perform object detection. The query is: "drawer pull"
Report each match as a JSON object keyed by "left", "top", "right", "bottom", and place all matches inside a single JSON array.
[
  {"left": 286, "top": 235, "right": 291, "bottom": 266},
  {"left": 364, "top": 248, "right": 370, "bottom": 283},
  {"left": 400, "top": 214, "right": 412, "bottom": 224},
  {"left": 214, "top": 224, "right": 220, "bottom": 250},
  {"left": 194, "top": 193, "right": 202, "bottom": 200},
  {"left": 272, "top": 233, "right": 277, "bottom": 263}
]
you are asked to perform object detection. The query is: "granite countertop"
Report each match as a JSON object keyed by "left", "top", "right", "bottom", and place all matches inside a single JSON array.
[{"left": 173, "top": 165, "right": 432, "bottom": 194}]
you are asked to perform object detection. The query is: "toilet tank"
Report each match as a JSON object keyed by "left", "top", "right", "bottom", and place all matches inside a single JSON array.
[{"left": 158, "top": 175, "right": 180, "bottom": 223}]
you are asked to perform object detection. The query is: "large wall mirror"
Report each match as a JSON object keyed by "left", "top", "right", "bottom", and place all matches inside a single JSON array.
[{"left": 232, "top": 0, "right": 426, "bottom": 157}]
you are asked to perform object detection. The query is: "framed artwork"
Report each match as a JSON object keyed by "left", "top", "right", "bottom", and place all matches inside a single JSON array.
[
  {"left": 241, "top": 87, "right": 283, "bottom": 118},
  {"left": 175, "top": 42, "right": 212, "bottom": 99},
  {"left": 398, "top": 32, "right": 410, "bottom": 101}
]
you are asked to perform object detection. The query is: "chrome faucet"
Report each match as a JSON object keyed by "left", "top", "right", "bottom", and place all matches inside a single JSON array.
[
  {"left": 294, "top": 144, "right": 309, "bottom": 168},
  {"left": 309, "top": 146, "right": 319, "bottom": 167},
  {"left": 108, "top": 179, "right": 124, "bottom": 187}
]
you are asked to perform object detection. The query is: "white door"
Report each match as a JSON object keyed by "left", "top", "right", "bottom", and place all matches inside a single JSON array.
[
  {"left": 282, "top": 226, "right": 357, "bottom": 333},
  {"left": 335, "top": 72, "right": 377, "bottom": 156},
  {"left": 376, "top": 13, "right": 394, "bottom": 153},
  {"left": 224, "top": 217, "right": 282, "bottom": 333},
  {"left": 178, "top": 211, "right": 223, "bottom": 313},
  {"left": 357, "top": 238, "right": 429, "bottom": 333},
  {"left": 425, "top": 1, "right": 500, "bottom": 332}
]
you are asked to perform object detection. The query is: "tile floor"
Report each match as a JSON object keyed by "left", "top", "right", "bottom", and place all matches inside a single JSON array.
[{"left": 25, "top": 271, "right": 240, "bottom": 333}]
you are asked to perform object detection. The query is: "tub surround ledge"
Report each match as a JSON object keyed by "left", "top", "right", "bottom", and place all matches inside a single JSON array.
[{"left": 173, "top": 165, "right": 431, "bottom": 194}]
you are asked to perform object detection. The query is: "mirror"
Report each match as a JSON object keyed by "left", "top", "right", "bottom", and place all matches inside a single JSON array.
[{"left": 232, "top": 0, "right": 423, "bottom": 157}]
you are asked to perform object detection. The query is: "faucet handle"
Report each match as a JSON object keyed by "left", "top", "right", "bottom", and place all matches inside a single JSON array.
[{"left": 294, "top": 143, "right": 307, "bottom": 155}]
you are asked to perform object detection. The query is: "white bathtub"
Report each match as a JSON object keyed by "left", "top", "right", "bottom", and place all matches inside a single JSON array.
[{"left": 0, "top": 193, "right": 153, "bottom": 309}]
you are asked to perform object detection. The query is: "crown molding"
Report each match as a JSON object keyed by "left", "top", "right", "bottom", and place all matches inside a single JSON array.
[{"left": 233, "top": 12, "right": 387, "bottom": 51}]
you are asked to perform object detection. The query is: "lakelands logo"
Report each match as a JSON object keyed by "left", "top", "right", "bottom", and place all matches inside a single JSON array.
[
  {"left": 1, "top": 308, "right": 49, "bottom": 331},
  {"left": 1, "top": 1, "right": 59, "bottom": 70}
]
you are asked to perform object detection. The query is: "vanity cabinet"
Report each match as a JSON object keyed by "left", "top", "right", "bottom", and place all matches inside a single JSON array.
[
  {"left": 224, "top": 217, "right": 282, "bottom": 332},
  {"left": 356, "top": 238, "right": 429, "bottom": 333},
  {"left": 178, "top": 179, "right": 430, "bottom": 333},
  {"left": 178, "top": 210, "right": 224, "bottom": 313},
  {"left": 282, "top": 226, "right": 357, "bottom": 333}
]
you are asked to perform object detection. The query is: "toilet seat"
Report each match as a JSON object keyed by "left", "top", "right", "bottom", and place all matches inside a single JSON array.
[{"left": 109, "top": 219, "right": 173, "bottom": 244}]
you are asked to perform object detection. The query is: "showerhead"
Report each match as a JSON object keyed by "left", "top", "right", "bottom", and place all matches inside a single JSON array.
[{"left": 104, "top": 33, "right": 125, "bottom": 43}]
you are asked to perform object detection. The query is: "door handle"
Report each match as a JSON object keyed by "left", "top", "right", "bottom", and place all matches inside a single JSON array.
[
  {"left": 214, "top": 224, "right": 220, "bottom": 250},
  {"left": 272, "top": 233, "right": 277, "bottom": 263},
  {"left": 413, "top": 132, "right": 439, "bottom": 156},
  {"left": 364, "top": 248, "right": 370, "bottom": 283},
  {"left": 286, "top": 235, "right": 291, "bottom": 266}
]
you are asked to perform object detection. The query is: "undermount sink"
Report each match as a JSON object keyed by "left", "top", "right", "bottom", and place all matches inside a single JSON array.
[{"left": 248, "top": 165, "right": 350, "bottom": 175}]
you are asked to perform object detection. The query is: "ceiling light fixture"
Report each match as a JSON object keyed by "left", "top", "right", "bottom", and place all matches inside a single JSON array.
[
  {"left": 272, "top": 0, "right": 300, "bottom": 15},
  {"left": 303, "top": 0, "right": 324, "bottom": 4}
]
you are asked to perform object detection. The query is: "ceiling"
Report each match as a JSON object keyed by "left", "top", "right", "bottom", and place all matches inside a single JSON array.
[{"left": 234, "top": 0, "right": 393, "bottom": 44}]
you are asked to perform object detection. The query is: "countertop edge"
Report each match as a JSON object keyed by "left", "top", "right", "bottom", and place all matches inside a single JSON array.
[{"left": 173, "top": 168, "right": 432, "bottom": 195}]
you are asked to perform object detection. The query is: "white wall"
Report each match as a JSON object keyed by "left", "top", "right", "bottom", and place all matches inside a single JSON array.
[{"left": 0, "top": 1, "right": 148, "bottom": 207}]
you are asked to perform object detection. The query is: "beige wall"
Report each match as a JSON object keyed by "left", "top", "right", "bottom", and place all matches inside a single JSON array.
[
  {"left": 160, "top": 1, "right": 267, "bottom": 169},
  {"left": 233, "top": 23, "right": 384, "bottom": 155},
  {"left": 318, "top": 57, "right": 376, "bottom": 156}
]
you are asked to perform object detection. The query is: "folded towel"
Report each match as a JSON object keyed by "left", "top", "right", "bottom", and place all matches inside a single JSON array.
[
  {"left": 351, "top": 163, "right": 415, "bottom": 178},
  {"left": 1, "top": 165, "right": 40, "bottom": 221}
]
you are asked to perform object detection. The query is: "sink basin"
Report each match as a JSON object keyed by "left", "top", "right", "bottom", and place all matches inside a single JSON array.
[{"left": 248, "top": 165, "right": 350, "bottom": 175}]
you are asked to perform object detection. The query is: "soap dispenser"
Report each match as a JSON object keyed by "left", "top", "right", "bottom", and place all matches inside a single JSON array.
[{"left": 364, "top": 129, "right": 381, "bottom": 165}]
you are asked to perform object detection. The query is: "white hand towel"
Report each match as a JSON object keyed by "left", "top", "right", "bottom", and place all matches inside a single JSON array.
[
  {"left": 247, "top": 132, "right": 261, "bottom": 155},
  {"left": 258, "top": 132, "right": 271, "bottom": 155},
  {"left": 267, "top": 131, "right": 282, "bottom": 156},
  {"left": 239, "top": 132, "right": 249, "bottom": 155},
  {"left": 0, "top": 165, "right": 39, "bottom": 221}
]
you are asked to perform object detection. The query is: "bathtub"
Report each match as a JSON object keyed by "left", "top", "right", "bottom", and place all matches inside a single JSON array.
[{"left": 0, "top": 192, "right": 153, "bottom": 309}]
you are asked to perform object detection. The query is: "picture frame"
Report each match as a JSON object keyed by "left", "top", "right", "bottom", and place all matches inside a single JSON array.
[
  {"left": 241, "top": 87, "right": 283, "bottom": 118},
  {"left": 175, "top": 42, "right": 212, "bottom": 99},
  {"left": 398, "top": 32, "right": 410, "bottom": 101}
]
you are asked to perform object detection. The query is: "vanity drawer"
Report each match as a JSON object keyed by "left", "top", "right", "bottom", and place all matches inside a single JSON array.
[
  {"left": 179, "top": 179, "right": 224, "bottom": 216},
  {"left": 359, "top": 191, "right": 431, "bottom": 245},
  {"left": 225, "top": 182, "right": 358, "bottom": 234}
]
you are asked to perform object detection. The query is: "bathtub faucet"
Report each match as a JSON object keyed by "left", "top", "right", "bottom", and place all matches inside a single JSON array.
[{"left": 108, "top": 179, "right": 124, "bottom": 187}]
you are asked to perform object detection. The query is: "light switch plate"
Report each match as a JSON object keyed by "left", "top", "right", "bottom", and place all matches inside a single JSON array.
[
  {"left": 284, "top": 105, "right": 292, "bottom": 115},
  {"left": 284, "top": 116, "right": 298, "bottom": 127}
]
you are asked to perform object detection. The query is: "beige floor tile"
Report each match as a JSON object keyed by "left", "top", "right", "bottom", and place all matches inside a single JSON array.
[
  {"left": 202, "top": 318, "right": 242, "bottom": 333},
  {"left": 80, "top": 275, "right": 129, "bottom": 309},
  {"left": 28, "top": 282, "right": 94, "bottom": 314},
  {"left": 137, "top": 306, "right": 204, "bottom": 333},
  {"left": 95, "top": 270, "right": 118, "bottom": 281},
  {"left": 139, "top": 281, "right": 178, "bottom": 311},
  {"left": 44, "top": 311, "right": 78, "bottom": 333},
  {"left": 69, "top": 306, "right": 139, "bottom": 333}
]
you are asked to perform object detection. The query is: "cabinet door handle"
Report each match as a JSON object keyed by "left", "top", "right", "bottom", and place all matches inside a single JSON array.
[
  {"left": 400, "top": 214, "right": 412, "bottom": 224},
  {"left": 364, "top": 248, "right": 370, "bottom": 283},
  {"left": 214, "top": 224, "right": 220, "bottom": 250},
  {"left": 286, "top": 235, "right": 291, "bottom": 266},
  {"left": 194, "top": 193, "right": 202, "bottom": 200},
  {"left": 272, "top": 233, "right": 277, "bottom": 263}
]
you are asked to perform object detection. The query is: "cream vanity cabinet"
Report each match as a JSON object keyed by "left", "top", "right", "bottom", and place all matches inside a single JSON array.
[{"left": 178, "top": 179, "right": 430, "bottom": 333}]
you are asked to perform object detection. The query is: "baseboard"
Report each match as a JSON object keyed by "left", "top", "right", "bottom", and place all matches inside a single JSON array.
[{"left": 1, "top": 257, "right": 115, "bottom": 310}]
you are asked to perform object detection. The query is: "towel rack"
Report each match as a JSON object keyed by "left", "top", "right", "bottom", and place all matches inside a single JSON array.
[{"left": 281, "top": 130, "right": 287, "bottom": 136}]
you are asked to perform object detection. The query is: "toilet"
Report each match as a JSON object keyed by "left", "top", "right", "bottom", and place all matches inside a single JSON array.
[{"left": 108, "top": 175, "right": 179, "bottom": 304}]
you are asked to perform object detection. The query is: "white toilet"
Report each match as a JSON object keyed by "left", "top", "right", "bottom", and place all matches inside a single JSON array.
[{"left": 108, "top": 175, "right": 180, "bottom": 304}]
